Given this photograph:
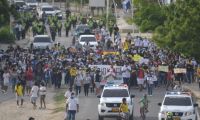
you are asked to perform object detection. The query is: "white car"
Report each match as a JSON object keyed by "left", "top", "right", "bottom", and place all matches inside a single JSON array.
[
  {"left": 38, "top": 4, "right": 56, "bottom": 18},
  {"left": 158, "top": 91, "right": 198, "bottom": 120},
  {"left": 25, "top": 0, "right": 38, "bottom": 8},
  {"left": 97, "top": 83, "right": 134, "bottom": 120},
  {"left": 32, "top": 35, "right": 53, "bottom": 49},
  {"left": 78, "top": 35, "right": 98, "bottom": 49}
]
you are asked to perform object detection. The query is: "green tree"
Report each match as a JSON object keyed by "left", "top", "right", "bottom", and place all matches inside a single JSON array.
[
  {"left": 153, "top": 0, "right": 200, "bottom": 60},
  {"left": 133, "top": 0, "right": 166, "bottom": 32}
]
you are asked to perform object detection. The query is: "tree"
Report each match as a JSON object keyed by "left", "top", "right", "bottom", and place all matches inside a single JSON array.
[
  {"left": 153, "top": 0, "right": 200, "bottom": 60},
  {"left": 133, "top": 0, "right": 166, "bottom": 32}
]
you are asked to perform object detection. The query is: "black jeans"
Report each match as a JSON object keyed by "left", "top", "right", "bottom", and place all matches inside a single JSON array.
[{"left": 84, "top": 84, "right": 89, "bottom": 96}]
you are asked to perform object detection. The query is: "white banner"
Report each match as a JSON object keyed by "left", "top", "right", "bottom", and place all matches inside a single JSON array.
[
  {"left": 89, "top": 0, "right": 105, "bottom": 7},
  {"left": 89, "top": 65, "right": 123, "bottom": 76}
]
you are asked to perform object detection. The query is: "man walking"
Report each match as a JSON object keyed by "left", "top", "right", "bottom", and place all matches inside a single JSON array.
[
  {"left": 57, "top": 21, "right": 62, "bottom": 37},
  {"left": 64, "top": 20, "right": 70, "bottom": 37},
  {"left": 65, "top": 92, "right": 79, "bottom": 120}
]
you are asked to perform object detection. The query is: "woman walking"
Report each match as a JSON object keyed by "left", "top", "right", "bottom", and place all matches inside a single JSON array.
[
  {"left": 74, "top": 72, "right": 83, "bottom": 96},
  {"left": 2, "top": 68, "right": 10, "bottom": 94},
  {"left": 83, "top": 72, "right": 91, "bottom": 96},
  {"left": 30, "top": 82, "right": 39, "bottom": 109},
  {"left": 39, "top": 82, "right": 46, "bottom": 109}
]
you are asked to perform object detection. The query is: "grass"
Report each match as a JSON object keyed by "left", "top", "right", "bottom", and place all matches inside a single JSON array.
[{"left": 52, "top": 91, "right": 65, "bottom": 113}]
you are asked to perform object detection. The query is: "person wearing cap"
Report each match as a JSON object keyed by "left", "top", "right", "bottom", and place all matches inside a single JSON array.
[{"left": 65, "top": 92, "right": 79, "bottom": 120}]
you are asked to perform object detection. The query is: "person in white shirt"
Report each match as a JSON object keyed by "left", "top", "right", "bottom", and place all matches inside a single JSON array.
[
  {"left": 74, "top": 72, "right": 83, "bottom": 95},
  {"left": 121, "top": 63, "right": 131, "bottom": 86},
  {"left": 30, "top": 82, "right": 39, "bottom": 109},
  {"left": 39, "top": 82, "right": 46, "bottom": 109},
  {"left": 64, "top": 88, "right": 74, "bottom": 100},
  {"left": 65, "top": 92, "right": 79, "bottom": 120},
  {"left": 2, "top": 69, "right": 10, "bottom": 94},
  {"left": 146, "top": 72, "right": 154, "bottom": 96}
]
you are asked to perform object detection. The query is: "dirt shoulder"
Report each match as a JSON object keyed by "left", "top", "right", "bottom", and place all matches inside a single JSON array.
[{"left": 0, "top": 88, "right": 65, "bottom": 120}]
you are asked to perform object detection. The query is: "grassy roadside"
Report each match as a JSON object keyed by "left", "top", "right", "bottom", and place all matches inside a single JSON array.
[{"left": 52, "top": 90, "right": 66, "bottom": 114}]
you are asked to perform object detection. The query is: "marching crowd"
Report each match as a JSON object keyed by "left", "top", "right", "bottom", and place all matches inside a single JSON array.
[{"left": 1, "top": 8, "right": 200, "bottom": 120}]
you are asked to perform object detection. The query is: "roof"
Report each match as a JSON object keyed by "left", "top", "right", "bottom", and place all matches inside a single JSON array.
[
  {"left": 79, "top": 34, "right": 95, "bottom": 37},
  {"left": 165, "top": 91, "right": 191, "bottom": 97},
  {"left": 104, "top": 82, "right": 128, "bottom": 89}
]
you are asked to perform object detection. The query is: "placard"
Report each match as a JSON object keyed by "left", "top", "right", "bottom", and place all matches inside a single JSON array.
[
  {"left": 158, "top": 65, "right": 168, "bottom": 72},
  {"left": 174, "top": 68, "right": 186, "bottom": 74}
]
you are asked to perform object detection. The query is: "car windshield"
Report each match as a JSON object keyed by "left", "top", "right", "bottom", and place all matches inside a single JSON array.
[
  {"left": 80, "top": 37, "right": 96, "bottom": 42},
  {"left": 42, "top": 7, "right": 54, "bottom": 11},
  {"left": 76, "top": 25, "right": 89, "bottom": 32},
  {"left": 163, "top": 97, "right": 192, "bottom": 106},
  {"left": 34, "top": 37, "right": 51, "bottom": 43},
  {"left": 26, "top": 0, "right": 36, "bottom": 3},
  {"left": 102, "top": 89, "right": 129, "bottom": 97}
]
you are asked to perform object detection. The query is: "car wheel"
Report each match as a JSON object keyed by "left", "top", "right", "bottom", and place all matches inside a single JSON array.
[{"left": 98, "top": 115, "right": 104, "bottom": 120}]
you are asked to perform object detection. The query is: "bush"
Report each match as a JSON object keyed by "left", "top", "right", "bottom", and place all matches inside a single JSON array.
[{"left": 0, "top": 26, "right": 15, "bottom": 43}]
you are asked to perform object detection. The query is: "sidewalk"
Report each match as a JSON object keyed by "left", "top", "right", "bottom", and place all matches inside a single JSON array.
[{"left": 0, "top": 30, "right": 33, "bottom": 50}]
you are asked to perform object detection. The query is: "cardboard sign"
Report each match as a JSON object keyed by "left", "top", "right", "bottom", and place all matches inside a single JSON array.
[
  {"left": 158, "top": 65, "right": 168, "bottom": 72},
  {"left": 174, "top": 68, "right": 186, "bottom": 74}
]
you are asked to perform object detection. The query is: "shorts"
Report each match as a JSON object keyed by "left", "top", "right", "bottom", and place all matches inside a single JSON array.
[
  {"left": 16, "top": 95, "right": 23, "bottom": 101},
  {"left": 137, "top": 78, "right": 144, "bottom": 85},
  {"left": 30, "top": 97, "right": 37, "bottom": 103},
  {"left": 95, "top": 82, "right": 100, "bottom": 88}
]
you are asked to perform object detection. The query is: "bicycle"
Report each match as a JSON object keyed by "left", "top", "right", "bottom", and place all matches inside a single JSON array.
[{"left": 117, "top": 112, "right": 129, "bottom": 120}]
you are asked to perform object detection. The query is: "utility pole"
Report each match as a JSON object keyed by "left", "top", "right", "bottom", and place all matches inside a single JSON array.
[
  {"left": 81, "top": 0, "right": 83, "bottom": 9},
  {"left": 131, "top": 0, "right": 134, "bottom": 33},
  {"left": 106, "top": 0, "right": 109, "bottom": 30},
  {"left": 52, "top": 0, "right": 54, "bottom": 6}
]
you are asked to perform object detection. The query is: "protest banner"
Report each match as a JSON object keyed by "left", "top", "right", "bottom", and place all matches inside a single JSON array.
[
  {"left": 174, "top": 68, "right": 186, "bottom": 74},
  {"left": 158, "top": 65, "right": 168, "bottom": 72},
  {"left": 89, "top": 65, "right": 122, "bottom": 76}
]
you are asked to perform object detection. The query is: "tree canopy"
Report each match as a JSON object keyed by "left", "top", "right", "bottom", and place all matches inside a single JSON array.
[
  {"left": 133, "top": 0, "right": 166, "bottom": 32},
  {"left": 153, "top": 0, "right": 200, "bottom": 60},
  {"left": 133, "top": 0, "right": 200, "bottom": 61}
]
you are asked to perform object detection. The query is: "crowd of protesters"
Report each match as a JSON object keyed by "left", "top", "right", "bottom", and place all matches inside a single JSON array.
[{"left": 0, "top": 13, "right": 200, "bottom": 113}]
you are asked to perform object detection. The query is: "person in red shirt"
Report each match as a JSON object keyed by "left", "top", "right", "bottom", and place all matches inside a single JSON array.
[
  {"left": 137, "top": 66, "right": 145, "bottom": 91},
  {"left": 25, "top": 66, "right": 33, "bottom": 95},
  {"left": 166, "top": 68, "right": 174, "bottom": 91}
]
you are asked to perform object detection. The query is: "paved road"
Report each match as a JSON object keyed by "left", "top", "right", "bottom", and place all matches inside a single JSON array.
[
  {"left": 76, "top": 87, "right": 166, "bottom": 120},
  {"left": 0, "top": 23, "right": 73, "bottom": 103}
]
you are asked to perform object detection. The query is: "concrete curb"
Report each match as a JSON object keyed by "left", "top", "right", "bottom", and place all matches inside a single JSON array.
[{"left": 182, "top": 85, "right": 200, "bottom": 119}]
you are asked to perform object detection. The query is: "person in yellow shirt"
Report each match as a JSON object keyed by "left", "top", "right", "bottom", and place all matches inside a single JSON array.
[
  {"left": 119, "top": 98, "right": 129, "bottom": 119},
  {"left": 15, "top": 82, "right": 24, "bottom": 107},
  {"left": 69, "top": 65, "right": 77, "bottom": 88},
  {"left": 123, "top": 39, "right": 130, "bottom": 52},
  {"left": 197, "top": 65, "right": 200, "bottom": 89}
]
